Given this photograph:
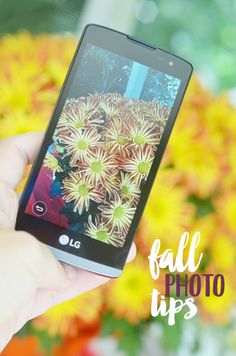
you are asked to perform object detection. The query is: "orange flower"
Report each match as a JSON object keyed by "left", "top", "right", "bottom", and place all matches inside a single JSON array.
[
  {"left": 52, "top": 319, "right": 100, "bottom": 356},
  {"left": 33, "top": 289, "right": 103, "bottom": 337},
  {"left": 2, "top": 336, "right": 43, "bottom": 356}
]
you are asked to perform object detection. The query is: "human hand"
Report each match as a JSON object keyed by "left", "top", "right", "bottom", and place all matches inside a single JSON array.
[{"left": 0, "top": 132, "right": 136, "bottom": 351}]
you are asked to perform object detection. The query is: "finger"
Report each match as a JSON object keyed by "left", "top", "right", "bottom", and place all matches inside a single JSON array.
[
  {"left": 1, "top": 230, "right": 71, "bottom": 291},
  {"left": 0, "top": 181, "right": 18, "bottom": 229},
  {"left": 0, "top": 230, "right": 72, "bottom": 328},
  {"left": 38, "top": 241, "right": 136, "bottom": 301},
  {"left": 31, "top": 269, "right": 110, "bottom": 319},
  {"left": 20, "top": 244, "right": 137, "bottom": 321},
  {"left": 24, "top": 234, "right": 72, "bottom": 289},
  {"left": 34, "top": 243, "right": 137, "bottom": 313},
  {"left": 0, "top": 132, "right": 44, "bottom": 189}
]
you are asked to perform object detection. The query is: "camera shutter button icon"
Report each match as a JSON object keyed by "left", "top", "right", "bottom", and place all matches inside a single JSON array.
[{"left": 59, "top": 234, "right": 70, "bottom": 246}]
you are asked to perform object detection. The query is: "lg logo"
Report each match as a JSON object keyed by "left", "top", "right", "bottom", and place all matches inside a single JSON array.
[{"left": 59, "top": 234, "right": 81, "bottom": 249}]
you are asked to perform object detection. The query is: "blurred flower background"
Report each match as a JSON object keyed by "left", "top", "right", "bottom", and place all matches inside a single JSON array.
[{"left": 0, "top": 0, "right": 236, "bottom": 355}]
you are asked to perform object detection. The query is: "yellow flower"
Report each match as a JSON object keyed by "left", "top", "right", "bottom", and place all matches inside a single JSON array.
[
  {"left": 43, "top": 37, "right": 76, "bottom": 86},
  {"left": 216, "top": 192, "right": 236, "bottom": 233},
  {"left": 1, "top": 32, "right": 236, "bottom": 332},
  {"left": 190, "top": 214, "right": 218, "bottom": 252},
  {"left": 0, "top": 111, "right": 46, "bottom": 139},
  {"left": 33, "top": 289, "right": 103, "bottom": 336},
  {"left": 0, "top": 31, "right": 40, "bottom": 60},
  {"left": 221, "top": 142, "right": 236, "bottom": 190},
  {"left": 228, "top": 143, "right": 236, "bottom": 186},
  {"left": 140, "top": 169, "right": 194, "bottom": 251},
  {"left": 168, "top": 124, "right": 219, "bottom": 197},
  {"left": 202, "top": 95, "right": 236, "bottom": 143},
  {"left": 45, "top": 58, "right": 69, "bottom": 88},
  {"left": 182, "top": 75, "right": 212, "bottom": 108},
  {"left": 166, "top": 77, "right": 236, "bottom": 198},
  {"left": 105, "top": 255, "right": 155, "bottom": 324},
  {"left": 0, "top": 32, "right": 76, "bottom": 126},
  {"left": 0, "top": 44, "right": 48, "bottom": 115},
  {"left": 211, "top": 236, "right": 236, "bottom": 271},
  {"left": 199, "top": 274, "right": 236, "bottom": 324},
  {"left": 0, "top": 76, "right": 33, "bottom": 114}
]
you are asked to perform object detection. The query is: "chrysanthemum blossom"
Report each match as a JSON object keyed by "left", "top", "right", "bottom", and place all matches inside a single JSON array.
[
  {"left": 146, "top": 102, "right": 169, "bottom": 126},
  {"left": 85, "top": 215, "right": 124, "bottom": 247},
  {"left": 58, "top": 98, "right": 103, "bottom": 130},
  {"left": 62, "top": 172, "right": 103, "bottom": 214},
  {"left": 140, "top": 170, "right": 194, "bottom": 250},
  {"left": 33, "top": 289, "right": 103, "bottom": 336},
  {"left": 99, "top": 198, "right": 136, "bottom": 233},
  {"left": 120, "top": 145, "right": 155, "bottom": 184},
  {"left": 106, "top": 119, "right": 131, "bottom": 155},
  {"left": 43, "top": 152, "right": 63, "bottom": 173},
  {"left": 105, "top": 256, "right": 155, "bottom": 324},
  {"left": 129, "top": 123, "right": 159, "bottom": 147},
  {"left": 59, "top": 127, "right": 101, "bottom": 164},
  {"left": 119, "top": 172, "right": 141, "bottom": 202},
  {"left": 79, "top": 148, "right": 117, "bottom": 186},
  {"left": 100, "top": 100, "right": 119, "bottom": 119}
]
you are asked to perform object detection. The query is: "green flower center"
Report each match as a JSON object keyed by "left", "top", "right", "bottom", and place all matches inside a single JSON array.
[
  {"left": 121, "top": 185, "right": 130, "bottom": 195},
  {"left": 77, "top": 183, "right": 89, "bottom": 196},
  {"left": 134, "top": 135, "right": 145, "bottom": 145},
  {"left": 96, "top": 229, "right": 109, "bottom": 242},
  {"left": 77, "top": 139, "right": 88, "bottom": 150},
  {"left": 75, "top": 119, "right": 85, "bottom": 129},
  {"left": 117, "top": 135, "right": 127, "bottom": 145},
  {"left": 55, "top": 144, "right": 64, "bottom": 153},
  {"left": 50, "top": 156, "right": 59, "bottom": 169},
  {"left": 138, "top": 161, "right": 150, "bottom": 174},
  {"left": 91, "top": 161, "right": 103, "bottom": 173},
  {"left": 154, "top": 115, "right": 164, "bottom": 123},
  {"left": 113, "top": 205, "right": 124, "bottom": 219}
]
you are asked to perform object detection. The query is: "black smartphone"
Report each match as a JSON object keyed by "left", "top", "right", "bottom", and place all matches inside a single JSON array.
[{"left": 16, "top": 24, "right": 193, "bottom": 277}]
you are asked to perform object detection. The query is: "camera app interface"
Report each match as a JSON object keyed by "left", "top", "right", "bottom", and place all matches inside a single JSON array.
[{"left": 25, "top": 43, "right": 181, "bottom": 248}]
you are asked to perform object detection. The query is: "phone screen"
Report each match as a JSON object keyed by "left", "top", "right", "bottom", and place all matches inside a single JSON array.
[{"left": 24, "top": 42, "right": 181, "bottom": 249}]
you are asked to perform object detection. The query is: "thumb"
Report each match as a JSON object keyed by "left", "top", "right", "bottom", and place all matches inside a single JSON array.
[
  {"left": 0, "top": 230, "right": 70, "bottom": 326},
  {"left": 1, "top": 231, "right": 71, "bottom": 290},
  {"left": 17, "top": 231, "right": 71, "bottom": 289}
]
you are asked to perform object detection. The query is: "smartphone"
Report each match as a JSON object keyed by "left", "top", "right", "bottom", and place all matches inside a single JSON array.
[{"left": 16, "top": 24, "right": 193, "bottom": 277}]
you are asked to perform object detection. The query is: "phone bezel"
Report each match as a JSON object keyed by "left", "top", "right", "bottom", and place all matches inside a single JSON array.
[{"left": 16, "top": 24, "right": 193, "bottom": 277}]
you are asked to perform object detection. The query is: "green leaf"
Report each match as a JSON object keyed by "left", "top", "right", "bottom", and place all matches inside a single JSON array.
[
  {"left": 188, "top": 194, "right": 215, "bottom": 218},
  {"left": 16, "top": 322, "right": 61, "bottom": 356},
  {"left": 16, "top": 320, "right": 34, "bottom": 338},
  {"left": 32, "top": 327, "right": 61, "bottom": 356},
  {"left": 101, "top": 312, "right": 144, "bottom": 356},
  {"left": 159, "top": 308, "right": 185, "bottom": 351}
]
